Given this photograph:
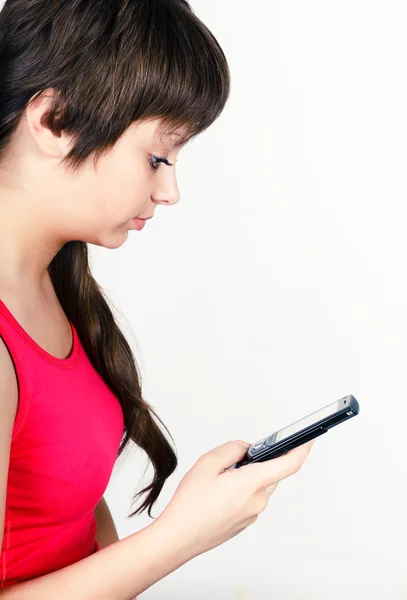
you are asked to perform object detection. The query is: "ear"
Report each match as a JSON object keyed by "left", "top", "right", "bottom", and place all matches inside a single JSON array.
[{"left": 25, "top": 88, "right": 72, "bottom": 159}]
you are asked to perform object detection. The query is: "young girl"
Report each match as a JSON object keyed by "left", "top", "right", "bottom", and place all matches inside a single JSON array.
[{"left": 0, "top": 0, "right": 313, "bottom": 597}]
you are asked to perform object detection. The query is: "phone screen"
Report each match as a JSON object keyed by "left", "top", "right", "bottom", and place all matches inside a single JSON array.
[{"left": 274, "top": 400, "right": 341, "bottom": 443}]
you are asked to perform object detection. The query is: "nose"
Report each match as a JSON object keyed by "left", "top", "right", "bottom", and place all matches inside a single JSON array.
[{"left": 151, "top": 171, "right": 180, "bottom": 208}]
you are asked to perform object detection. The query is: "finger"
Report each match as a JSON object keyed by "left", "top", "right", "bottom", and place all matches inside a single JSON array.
[
  {"left": 200, "top": 440, "right": 252, "bottom": 473},
  {"left": 244, "top": 440, "right": 314, "bottom": 488},
  {"left": 265, "top": 483, "right": 277, "bottom": 498}
]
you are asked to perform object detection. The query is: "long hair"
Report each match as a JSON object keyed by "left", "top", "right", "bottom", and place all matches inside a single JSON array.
[{"left": 0, "top": 0, "right": 230, "bottom": 518}]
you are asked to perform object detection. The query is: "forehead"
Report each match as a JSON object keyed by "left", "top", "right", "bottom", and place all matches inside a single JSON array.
[{"left": 129, "top": 118, "right": 190, "bottom": 149}]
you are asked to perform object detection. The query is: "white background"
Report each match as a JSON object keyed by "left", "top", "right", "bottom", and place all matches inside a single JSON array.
[{"left": 89, "top": 1, "right": 407, "bottom": 599}]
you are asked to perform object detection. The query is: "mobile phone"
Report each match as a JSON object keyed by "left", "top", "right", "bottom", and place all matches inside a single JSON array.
[{"left": 231, "top": 395, "right": 360, "bottom": 469}]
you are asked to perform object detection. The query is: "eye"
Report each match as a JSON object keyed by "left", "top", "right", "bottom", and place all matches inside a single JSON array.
[{"left": 149, "top": 155, "right": 173, "bottom": 172}]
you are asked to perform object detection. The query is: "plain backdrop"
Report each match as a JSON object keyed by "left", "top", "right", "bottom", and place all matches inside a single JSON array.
[{"left": 7, "top": 0, "right": 405, "bottom": 598}]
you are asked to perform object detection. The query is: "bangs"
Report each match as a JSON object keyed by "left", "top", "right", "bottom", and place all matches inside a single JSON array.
[
  {"left": 132, "top": 1, "right": 230, "bottom": 142},
  {"left": 38, "top": 0, "right": 231, "bottom": 172}
]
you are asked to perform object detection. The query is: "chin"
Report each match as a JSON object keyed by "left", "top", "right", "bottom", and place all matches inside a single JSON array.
[{"left": 92, "top": 230, "right": 129, "bottom": 250}]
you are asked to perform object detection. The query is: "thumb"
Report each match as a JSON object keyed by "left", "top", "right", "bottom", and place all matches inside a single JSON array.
[{"left": 205, "top": 440, "right": 251, "bottom": 473}]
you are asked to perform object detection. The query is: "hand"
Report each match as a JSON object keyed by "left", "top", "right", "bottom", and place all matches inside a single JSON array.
[{"left": 156, "top": 439, "right": 314, "bottom": 558}]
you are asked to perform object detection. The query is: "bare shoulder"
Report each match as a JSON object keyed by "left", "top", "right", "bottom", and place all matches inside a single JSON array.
[
  {"left": 0, "top": 336, "right": 18, "bottom": 422},
  {"left": 0, "top": 336, "right": 18, "bottom": 553}
]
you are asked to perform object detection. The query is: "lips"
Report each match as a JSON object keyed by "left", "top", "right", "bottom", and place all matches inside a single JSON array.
[{"left": 133, "top": 218, "right": 147, "bottom": 230}]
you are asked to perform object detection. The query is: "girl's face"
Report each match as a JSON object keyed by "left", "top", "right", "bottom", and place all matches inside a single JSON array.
[{"left": 17, "top": 90, "right": 187, "bottom": 250}]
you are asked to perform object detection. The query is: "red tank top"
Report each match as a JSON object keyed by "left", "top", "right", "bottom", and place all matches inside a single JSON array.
[{"left": 0, "top": 298, "right": 124, "bottom": 588}]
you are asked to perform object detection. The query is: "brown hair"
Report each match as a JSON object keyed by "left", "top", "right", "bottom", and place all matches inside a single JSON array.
[{"left": 0, "top": 0, "right": 230, "bottom": 518}]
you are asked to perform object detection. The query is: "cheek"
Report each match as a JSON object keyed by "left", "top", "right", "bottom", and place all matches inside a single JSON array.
[{"left": 96, "top": 156, "right": 151, "bottom": 217}]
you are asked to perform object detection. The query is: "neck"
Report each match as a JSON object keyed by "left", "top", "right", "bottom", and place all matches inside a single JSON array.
[{"left": 0, "top": 188, "right": 63, "bottom": 294}]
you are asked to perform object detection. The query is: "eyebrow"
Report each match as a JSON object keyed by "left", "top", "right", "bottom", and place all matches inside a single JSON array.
[
  {"left": 155, "top": 131, "right": 189, "bottom": 149},
  {"left": 171, "top": 133, "right": 187, "bottom": 145}
]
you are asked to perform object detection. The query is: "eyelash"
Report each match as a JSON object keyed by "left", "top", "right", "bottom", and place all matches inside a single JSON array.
[{"left": 149, "top": 155, "right": 173, "bottom": 172}]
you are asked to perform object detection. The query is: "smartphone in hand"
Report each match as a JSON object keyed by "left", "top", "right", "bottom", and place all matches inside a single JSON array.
[{"left": 232, "top": 395, "right": 360, "bottom": 469}]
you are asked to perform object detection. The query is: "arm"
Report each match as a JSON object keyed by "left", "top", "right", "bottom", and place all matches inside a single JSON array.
[
  {"left": 0, "top": 517, "right": 194, "bottom": 599},
  {"left": 0, "top": 339, "right": 18, "bottom": 569},
  {"left": 94, "top": 496, "right": 119, "bottom": 549},
  {"left": 0, "top": 344, "right": 190, "bottom": 599}
]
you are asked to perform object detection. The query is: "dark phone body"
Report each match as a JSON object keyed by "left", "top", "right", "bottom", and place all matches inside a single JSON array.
[{"left": 233, "top": 395, "right": 359, "bottom": 469}]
